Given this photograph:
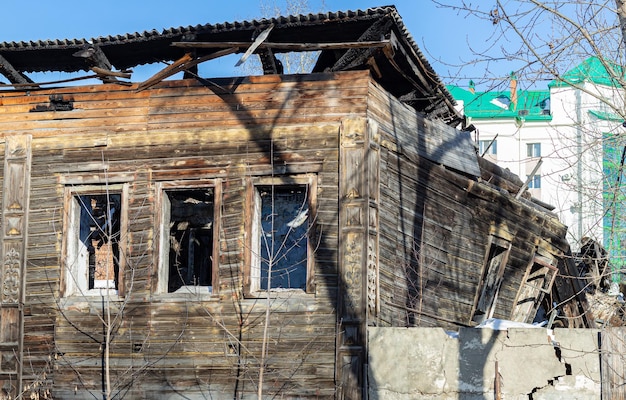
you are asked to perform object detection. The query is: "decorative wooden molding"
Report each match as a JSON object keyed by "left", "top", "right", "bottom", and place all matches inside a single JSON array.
[{"left": 0, "top": 135, "right": 31, "bottom": 397}]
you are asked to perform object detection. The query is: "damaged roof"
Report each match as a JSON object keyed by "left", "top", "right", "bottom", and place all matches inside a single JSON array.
[{"left": 0, "top": 5, "right": 460, "bottom": 124}]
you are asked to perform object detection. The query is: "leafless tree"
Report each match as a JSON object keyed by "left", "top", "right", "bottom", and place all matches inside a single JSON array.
[
  {"left": 238, "top": 0, "right": 326, "bottom": 75},
  {"left": 430, "top": 0, "right": 626, "bottom": 315}
]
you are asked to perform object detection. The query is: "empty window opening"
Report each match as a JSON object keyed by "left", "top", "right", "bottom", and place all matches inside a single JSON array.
[
  {"left": 253, "top": 185, "right": 309, "bottom": 290},
  {"left": 165, "top": 189, "right": 214, "bottom": 293},
  {"left": 65, "top": 189, "right": 124, "bottom": 296},
  {"left": 510, "top": 255, "right": 557, "bottom": 322},
  {"left": 472, "top": 238, "right": 511, "bottom": 324},
  {"left": 79, "top": 194, "right": 121, "bottom": 290}
]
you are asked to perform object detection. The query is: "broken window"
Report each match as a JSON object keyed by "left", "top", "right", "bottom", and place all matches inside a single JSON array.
[
  {"left": 158, "top": 185, "right": 218, "bottom": 294},
  {"left": 248, "top": 176, "right": 316, "bottom": 293},
  {"left": 64, "top": 186, "right": 127, "bottom": 296},
  {"left": 510, "top": 254, "right": 557, "bottom": 322},
  {"left": 471, "top": 236, "right": 511, "bottom": 324}
]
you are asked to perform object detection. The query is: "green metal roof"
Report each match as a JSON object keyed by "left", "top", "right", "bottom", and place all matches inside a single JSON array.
[
  {"left": 588, "top": 110, "right": 624, "bottom": 122},
  {"left": 447, "top": 85, "right": 552, "bottom": 121},
  {"left": 549, "top": 56, "right": 624, "bottom": 88}
]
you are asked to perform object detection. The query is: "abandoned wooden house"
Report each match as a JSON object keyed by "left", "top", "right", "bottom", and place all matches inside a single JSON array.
[{"left": 0, "top": 5, "right": 593, "bottom": 399}]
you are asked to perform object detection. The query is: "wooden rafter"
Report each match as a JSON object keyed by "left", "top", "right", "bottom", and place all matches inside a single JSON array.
[
  {"left": 0, "top": 53, "right": 34, "bottom": 86},
  {"left": 383, "top": 31, "right": 458, "bottom": 121},
  {"left": 137, "top": 48, "right": 238, "bottom": 92},
  {"left": 172, "top": 40, "right": 390, "bottom": 52},
  {"left": 258, "top": 48, "right": 283, "bottom": 75},
  {"left": 329, "top": 17, "right": 393, "bottom": 72},
  {"left": 235, "top": 24, "right": 274, "bottom": 67},
  {"left": 73, "top": 44, "right": 124, "bottom": 83}
]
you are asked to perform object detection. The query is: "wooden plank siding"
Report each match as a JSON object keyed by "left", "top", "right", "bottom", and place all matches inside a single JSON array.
[
  {"left": 0, "top": 68, "right": 575, "bottom": 398},
  {"left": 366, "top": 80, "right": 571, "bottom": 330},
  {"left": 7, "top": 71, "right": 373, "bottom": 398}
]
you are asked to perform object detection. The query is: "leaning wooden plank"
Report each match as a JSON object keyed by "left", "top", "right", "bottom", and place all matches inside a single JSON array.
[
  {"left": 137, "top": 48, "right": 238, "bottom": 92},
  {"left": 235, "top": 24, "right": 274, "bottom": 67}
]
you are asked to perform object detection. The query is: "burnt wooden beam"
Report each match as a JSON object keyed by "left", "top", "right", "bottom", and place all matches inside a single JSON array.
[
  {"left": 235, "top": 24, "right": 274, "bottom": 67},
  {"left": 328, "top": 17, "right": 393, "bottom": 72},
  {"left": 73, "top": 44, "right": 130, "bottom": 84},
  {"left": 172, "top": 40, "right": 390, "bottom": 51},
  {"left": 137, "top": 48, "right": 238, "bottom": 92},
  {"left": 91, "top": 67, "right": 131, "bottom": 79},
  {"left": 258, "top": 48, "right": 283, "bottom": 75},
  {"left": 73, "top": 44, "right": 114, "bottom": 82},
  {"left": 383, "top": 31, "right": 459, "bottom": 122},
  {"left": 73, "top": 44, "right": 112, "bottom": 70},
  {"left": 0, "top": 53, "right": 35, "bottom": 86}
]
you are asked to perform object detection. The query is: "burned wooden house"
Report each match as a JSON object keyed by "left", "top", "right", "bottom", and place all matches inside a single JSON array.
[{"left": 0, "top": 5, "right": 591, "bottom": 399}]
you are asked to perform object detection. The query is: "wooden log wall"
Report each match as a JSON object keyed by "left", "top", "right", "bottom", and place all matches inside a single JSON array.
[
  {"left": 0, "top": 70, "right": 375, "bottom": 399},
  {"left": 366, "top": 80, "right": 571, "bottom": 330}
]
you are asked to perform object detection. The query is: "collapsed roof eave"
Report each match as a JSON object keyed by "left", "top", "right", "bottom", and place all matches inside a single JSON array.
[{"left": 0, "top": 6, "right": 461, "bottom": 124}]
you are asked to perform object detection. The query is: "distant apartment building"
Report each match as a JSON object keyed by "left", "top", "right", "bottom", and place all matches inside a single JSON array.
[{"left": 449, "top": 57, "right": 626, "bottom": 280}]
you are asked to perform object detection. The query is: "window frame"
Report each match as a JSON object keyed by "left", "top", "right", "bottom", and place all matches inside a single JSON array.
[
  {"left": 470, "top": 235, "right": 512, "bottom": 324},
  {"left": 479, "top": 139, "right": 497, "bottom": 156},
  {"left": 527, "top": 174, "right": 541, "bottom": 189},
  {"left": 155, "top": 180, "right": 221, "bottom": 295},
  {"left": 527, "top": 142, "right": 541, "bottom": 158},
  {"left": 244, "top": 175, "right": 317, "bottom": 296},
  {"left": 62, "top": 184, "right": 129, "bottom": 297}
]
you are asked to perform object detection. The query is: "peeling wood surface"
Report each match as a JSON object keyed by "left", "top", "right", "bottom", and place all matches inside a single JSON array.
[
  {"left": 0, "top": 69, "right": 579, "bottom": 399},
  {"left": 15, "top": 72, "right": 366, "bottom": 398},
  {"left": 601, "top": 327, "right": 626, "bottom": 400},
  {"left": 366, "top": 81, "right": 573, "bottom": 330}
]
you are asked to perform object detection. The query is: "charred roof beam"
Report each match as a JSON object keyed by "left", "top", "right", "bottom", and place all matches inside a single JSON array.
[
  {"left": 258, "top": 48, "right": 283, "bottom": 75},
  {"left": 326, "top": 16, "right": 393, "bottom": 72},
  {"left": 384, "top": 31, "right": 461, "bottom": 123},
  {"left": 0, "top": 53, "right": 35, "bottom": 87},
  {"left": 73, "top": 44, "right": 130, "bottom": 84},
  {"left": 137, "top": 48, "right": 239, "bottom": 92}
]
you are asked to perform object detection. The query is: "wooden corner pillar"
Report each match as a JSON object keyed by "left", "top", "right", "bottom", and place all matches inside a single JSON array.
[
  {"left": 0, "top": 135, "right": 31, "bottom": 397},
  {"left": 338, "top": 117, "right": 380, "bottom": 400}
]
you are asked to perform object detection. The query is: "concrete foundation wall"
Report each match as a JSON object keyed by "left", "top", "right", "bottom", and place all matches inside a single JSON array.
[{"left": 368, "top": 327, "right": 602, "bottom": 399}]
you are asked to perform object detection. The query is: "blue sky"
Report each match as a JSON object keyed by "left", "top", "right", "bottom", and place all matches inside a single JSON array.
[{"left": 0, "top": 1, "right": 513, "bottom": 90}]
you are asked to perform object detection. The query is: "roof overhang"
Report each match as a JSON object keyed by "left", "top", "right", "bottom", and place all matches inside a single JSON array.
[{"left": 0, "top": 6, "right": 460, "bottom": 124}]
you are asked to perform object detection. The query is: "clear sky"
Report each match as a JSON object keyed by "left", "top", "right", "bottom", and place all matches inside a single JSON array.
[{"left": 0, "top": 1, "right": 514, "bottom": 90}]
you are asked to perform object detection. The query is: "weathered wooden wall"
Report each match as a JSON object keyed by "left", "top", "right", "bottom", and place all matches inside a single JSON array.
[
  {"left": 0, "top": 70, "right": 376, "bottom": 398},
  {"left": 366, "top": 80, "right": 570, "bottom": 330}
]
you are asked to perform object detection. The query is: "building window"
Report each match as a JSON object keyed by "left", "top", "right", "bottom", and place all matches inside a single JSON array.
[
  {"left": 479, "top": 139, "right": 497, "bottom": 156},
  {"left": 247, "top": 176, "right": 316, "bottom": 293},
  {"left": 527, "top": 142, "right": 541, "bottom": 158},
  {"left": 539, "top": 98, "right": 551, "bottom": 115},
  {"left": 471, "top": 236, "right": 512, "bottom": 324},
  {"left": 64, "top": 185, "right": 127, "bottom": 296},
  {"left": 527, "top": 174, "right": 541, "bottom": 189},
  {"left": 157, "top": 182, "right": 220, "bottom": 294}
]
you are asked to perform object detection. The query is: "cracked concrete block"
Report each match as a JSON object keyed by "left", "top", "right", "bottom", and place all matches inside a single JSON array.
[
  {"left": 368, "top": 327, "right": 459, "bottom": 399},
  {"left": 553, "top": 329, "right": 601, "bottom": 382},
  {"left": 498, "top": 328, "right": 566, "bottom": 396},
  {"left": 531, "top": 375, "right": 600, "bottom": 400},
  {"left": 367, "top": 327, "right": 602, "bottom": 399}
]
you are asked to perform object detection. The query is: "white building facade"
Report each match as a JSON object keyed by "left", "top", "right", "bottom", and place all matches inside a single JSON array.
[{"left": 449, "top": 57, "right": 626, "bottom": 281}]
